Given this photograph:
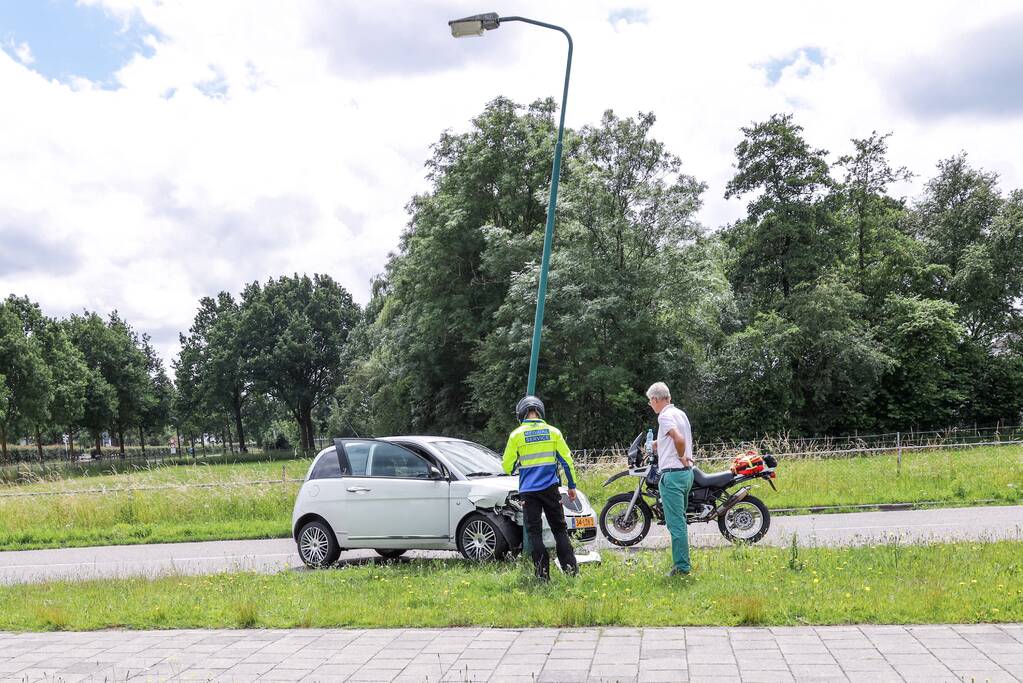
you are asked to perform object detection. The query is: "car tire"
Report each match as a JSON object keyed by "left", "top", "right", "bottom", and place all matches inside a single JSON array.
[
  {"left": 457, "top": 512, "right": 509, "bottom": 562},
  {"left": 374, "top": 549, "right": 407, "bottom": 560},
  {"left": 297, "top": 519, "right": 341, "bottom": 568}
]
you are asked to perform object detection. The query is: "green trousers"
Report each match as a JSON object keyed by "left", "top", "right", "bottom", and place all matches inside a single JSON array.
[{"left": 660, "top": 469, "right": 694, "bottom": 573}]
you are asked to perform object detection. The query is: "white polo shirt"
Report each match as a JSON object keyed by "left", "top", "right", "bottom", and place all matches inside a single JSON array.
[{"left": 657, "top": 403, "right": 694, "bottom": 469}]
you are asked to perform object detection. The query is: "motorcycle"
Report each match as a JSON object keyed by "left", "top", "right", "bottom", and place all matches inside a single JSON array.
[{"left": 598, "top": 432, "right": 778, "bottom": 546}]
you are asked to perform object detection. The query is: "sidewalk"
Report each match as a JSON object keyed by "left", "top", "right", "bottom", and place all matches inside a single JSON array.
[{"left": 2, "top": 624, "right": 1021, "bottom": 682}]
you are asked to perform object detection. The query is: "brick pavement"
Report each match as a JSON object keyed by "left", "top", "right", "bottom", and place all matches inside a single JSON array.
[{"left": 1, "top": 624, "right": 1021, "bottom": 682}]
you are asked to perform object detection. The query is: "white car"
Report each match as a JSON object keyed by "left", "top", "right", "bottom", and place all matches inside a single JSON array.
[{"left": 292, "top": 436, "right": 597, "bottom": 567}]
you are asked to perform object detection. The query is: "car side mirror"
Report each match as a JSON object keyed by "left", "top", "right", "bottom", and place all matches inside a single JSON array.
[{"left": 429, "top": 466, "right": 444, "bottom": 479}]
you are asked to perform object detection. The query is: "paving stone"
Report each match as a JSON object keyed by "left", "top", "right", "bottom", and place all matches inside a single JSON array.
[
  {"left": 259, "top": 669, "right": 314, "bottom": 681},
  {"left": 542, "top": 658, "right": 591, "bottom": 671},
  {"left": 787, "top": 664, "right": 847, "bottom": 681},
  {"left": 638, "top": 671, "right": 687, "bottom": 683}
]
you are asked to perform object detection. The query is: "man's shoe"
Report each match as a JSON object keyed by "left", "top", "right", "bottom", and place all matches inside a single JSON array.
[{"left": 666, "top": 568, "right": 690, "bottom": 577}]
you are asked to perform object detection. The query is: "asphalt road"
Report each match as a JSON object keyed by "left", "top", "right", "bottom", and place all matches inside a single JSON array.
[{"left": 1, "top": 504, "right": 1021, "bottom": 585}]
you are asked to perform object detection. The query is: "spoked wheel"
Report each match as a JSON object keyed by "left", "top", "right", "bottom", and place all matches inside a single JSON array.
[
  {"left": 717, "top": 495, "right": 771, "bottom": 544},
  {"left": 599, "top": 493, "right": 652, "bottom": 547},
  {"left": 297, "top": 520, "right": 340, "bottom": 568},
  {"left": 457, "top": 513, "right": 509, "bottom": 561}
]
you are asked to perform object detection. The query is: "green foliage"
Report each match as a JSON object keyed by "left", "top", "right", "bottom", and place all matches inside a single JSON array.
[{"left": 239, "top": 274, "right": 360, "bottom": 449}]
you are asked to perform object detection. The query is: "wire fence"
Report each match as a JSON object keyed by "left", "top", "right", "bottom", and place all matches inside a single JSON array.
[
  {"left": 572, "top": 424, "right": 1023, "bottom": 470},
  {"left": 0, "top": 425, "right": 1020, "bottom": 498}
]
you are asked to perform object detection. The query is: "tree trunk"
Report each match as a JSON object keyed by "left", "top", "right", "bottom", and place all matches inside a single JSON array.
[
  {"left": 299, "top": 403, "right": 315, "bottom": 450},
  {"left": 68, "top": 430, "right": 75, "bottom": 461},
  {"left": 118, "top": 429, "right": 125, "bottom": 458},
  {"left": 232, "top": 388, "right": 247, "bottom": 453},
  {"left": 35, "top": 427, "right": 44, "bottom": 463},
  {"left": 95, "top": 433, "right": 103, "bottom": 457},
  {"left": 139, "top": 426, "right": 146, "bottom": 456},
  {"left": 1, "top": 424, "right": 7, "bottom": 462}
]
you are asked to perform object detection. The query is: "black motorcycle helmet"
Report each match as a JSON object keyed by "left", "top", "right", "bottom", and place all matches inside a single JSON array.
[{"left": 515, "top": 395, "right": 545, "bottom": 422}]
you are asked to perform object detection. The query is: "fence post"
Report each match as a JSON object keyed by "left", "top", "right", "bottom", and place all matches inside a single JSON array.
[
  {"left": 896, "top": 431, "right": 902, "bottom": 477},
  {"left": 282, "top": 464, "right": 287, "bottom": 484}
]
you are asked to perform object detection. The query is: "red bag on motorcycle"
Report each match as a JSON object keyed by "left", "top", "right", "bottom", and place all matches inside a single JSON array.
[{"left": 731, "top": 451, "right": 766, "bottom": 476}]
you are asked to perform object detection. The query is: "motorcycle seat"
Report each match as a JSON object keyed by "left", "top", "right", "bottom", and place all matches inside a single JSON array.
[{"left": 693, "top": 467, "right": 735, "bottom": 488}]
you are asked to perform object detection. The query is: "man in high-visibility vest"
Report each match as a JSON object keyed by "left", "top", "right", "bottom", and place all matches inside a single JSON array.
[{"left": 503, "top": 395, "right": 579, "bottom": 580}]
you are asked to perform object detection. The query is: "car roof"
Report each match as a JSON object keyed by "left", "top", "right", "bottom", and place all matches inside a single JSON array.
[{"left": 380, "top": 435, "right": 474, "bottom": 445}]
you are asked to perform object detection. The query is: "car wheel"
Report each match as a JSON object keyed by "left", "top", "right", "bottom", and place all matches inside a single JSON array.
[
  {"left": 375, "top": 549, "right": 407, "bottom": 560},
  {"left": 457, "top": 513, "right": 509, "bottom": 561},
  {"left": 297, "top": 520, "right": 341, "bottom": 568}
]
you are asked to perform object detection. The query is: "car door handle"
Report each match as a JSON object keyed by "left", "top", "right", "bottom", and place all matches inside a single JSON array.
[{"left": 347, "top": 486, "right": 371, "bottom": 493}]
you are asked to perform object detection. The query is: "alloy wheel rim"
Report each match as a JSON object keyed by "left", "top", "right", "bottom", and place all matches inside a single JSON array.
[
  {"left": 301, "top": 526, "right": 329, "bottom": 564},
  {"left": 725, "top": 502, "right": 762, "bottom": 539},
  {"left": 606, "top": 501, "right": 644, "bottom": 542},
  {"left": 463, "top": 520, "right": 497, "bottom": 560}
]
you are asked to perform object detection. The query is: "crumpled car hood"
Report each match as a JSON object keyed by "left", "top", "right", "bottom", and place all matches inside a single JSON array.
[{"left": 464, "top": 475, "right": 519, "bottom": 505}]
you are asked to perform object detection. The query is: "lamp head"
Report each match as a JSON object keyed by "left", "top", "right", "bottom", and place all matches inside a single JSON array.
[{"left": 448, "top": 12, "right": 500, "bottom": 38}]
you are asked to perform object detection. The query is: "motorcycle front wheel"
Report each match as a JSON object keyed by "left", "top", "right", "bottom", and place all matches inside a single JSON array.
[
  {"left": 599, "top": 492, "right": 653, "bottom": 546},
  {"left": 717, "top": 495, "right": 771, "bottom": 544}
]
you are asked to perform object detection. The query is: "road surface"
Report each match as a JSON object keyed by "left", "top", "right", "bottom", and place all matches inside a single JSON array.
[{"left": 1, "top": 504, "right": 1020, "bottom": 585}]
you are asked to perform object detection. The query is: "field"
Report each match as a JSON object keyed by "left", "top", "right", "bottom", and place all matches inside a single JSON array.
[
  {"left": 0, "top": 445, "right": 1020, "bottom": 551},
  {"left": 3, "top": 540, "right": 1021, "bottom": 631}
]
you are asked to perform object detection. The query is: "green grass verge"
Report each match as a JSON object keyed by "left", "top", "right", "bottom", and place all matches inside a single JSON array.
[
  {"left": 4, "top": 541, "right": 1022, "bottom": 631},
  {"left": 0, "top": 445, "right": 1019, "bottom": 552},
  {"left": 580, "top": 445, "right": 1023, "bottom": 511}
]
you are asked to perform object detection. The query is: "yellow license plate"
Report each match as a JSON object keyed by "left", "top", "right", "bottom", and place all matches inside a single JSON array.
[{"left": 573, "top": 516, "right": 595, "bottom": 529}]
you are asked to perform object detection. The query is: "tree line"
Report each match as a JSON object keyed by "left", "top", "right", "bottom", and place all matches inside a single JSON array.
[
  {"left": 3, "top": 98, "right": 1021, "bottom": 456},
  {"left": 334, "top": 98, "right": 1023, "bottom": 447}
]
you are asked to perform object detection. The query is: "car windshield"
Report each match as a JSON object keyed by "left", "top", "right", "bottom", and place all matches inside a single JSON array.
[{"left": 432, "top": 440, "right": 505, "bottom": 478}]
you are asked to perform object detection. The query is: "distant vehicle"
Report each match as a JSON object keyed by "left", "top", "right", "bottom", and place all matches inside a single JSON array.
[{"left": 292, "top": 436, "right": 597, "bottom": 567}]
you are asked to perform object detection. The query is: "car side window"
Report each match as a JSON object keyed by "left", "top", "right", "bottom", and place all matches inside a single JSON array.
[
  {"left": 367, "top": 442, "right": 432, "bottom": 479},
  {"left": 309, "top": 449, "right": 342, "bottom": 479},
  {"left": 344, "top": 442, "right": 370, "bottom": 476}
]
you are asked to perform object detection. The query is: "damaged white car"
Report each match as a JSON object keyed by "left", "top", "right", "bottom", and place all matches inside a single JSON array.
[{"left": 292, "top": 436, "right": 598, "bottom": 567}]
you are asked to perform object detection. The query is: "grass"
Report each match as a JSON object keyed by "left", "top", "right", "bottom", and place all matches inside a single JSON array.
[
  {"left": 2, "top": 540, "right": 1022, "bottom": 631},
  {"left": 0, "top": 459, "right": 309, "bottom": 550},
  {"left": 579, "top": 444, "right": 1023, "bottom": 511},
  {"left": 0, "top": 445, "right": 1019, "bottom": 552}
]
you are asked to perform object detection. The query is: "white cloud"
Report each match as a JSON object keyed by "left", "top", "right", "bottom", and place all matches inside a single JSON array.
[
  {"left": 4, "top": 38, "right": 35, "bottom": 65},
  {"left": 1, "top": 0, "right": 1022, "bottom": 366}
]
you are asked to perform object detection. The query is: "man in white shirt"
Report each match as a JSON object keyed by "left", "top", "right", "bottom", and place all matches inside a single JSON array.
[{"left": 647, "top": 381, "right": 694, "bottom": 576}]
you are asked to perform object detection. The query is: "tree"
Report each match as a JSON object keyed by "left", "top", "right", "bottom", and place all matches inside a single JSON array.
[
  {"left": 176, "top": 293, "right": 250, "bottom": 451},
  {"left": 239, "top": 274, "right": 359, "bottom": 450},
  {"left": 139, "top": 336, "right": 173, "bottom": 453},
  {"left": 341, "top": 98, "right": 561, "bottom": 437},
  {"left": 67, "top": 312, "right": 149, "bottom": 456},
  {"left": 913, "top": 154, "right": 1007, "bottom": 343},
  {"left": 835, "top": 131, "right": 913, "bottom": 293},
  {"left": 469, "top": 110, "right": 707, "bottom": 446},
  {"left": 723, "top": 114, "right": 839, "bottom": 308},
  {"left": 876, "top": 295, "right": 964, "bottom": 429},
  {"left": 0, "top": 302, "right": 51, "bottom": 460}
]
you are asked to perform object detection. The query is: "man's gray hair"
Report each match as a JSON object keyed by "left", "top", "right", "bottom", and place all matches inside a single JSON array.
[{"left": 646, "top": 382, "right": 671, "bottom": 401}]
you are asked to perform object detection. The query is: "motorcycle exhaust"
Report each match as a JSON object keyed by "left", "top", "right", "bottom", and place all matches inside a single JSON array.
[{"left": 708, "top": 487, "right": 750, "bottom": 521}]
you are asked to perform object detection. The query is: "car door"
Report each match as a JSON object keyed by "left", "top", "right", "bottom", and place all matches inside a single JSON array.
[
  {"left": 303, "top": 447, "right": 349, "bottom": 540},
  {"left": 334, "top": 438, "right": 450, "bottom": 545}
]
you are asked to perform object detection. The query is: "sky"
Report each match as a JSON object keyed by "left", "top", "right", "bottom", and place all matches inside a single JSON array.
[{"left": 2, "top": 0, "right": 1023, "bottom": 366}]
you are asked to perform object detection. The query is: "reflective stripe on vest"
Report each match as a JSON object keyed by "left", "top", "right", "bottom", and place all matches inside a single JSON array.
[{"left": 519, "top": 450, "right": 557, "bottom": 467}]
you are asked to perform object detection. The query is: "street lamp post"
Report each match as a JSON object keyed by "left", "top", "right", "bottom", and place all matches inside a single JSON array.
[{"left": 449, "top": 12, "right": 573, "bottom": 397}]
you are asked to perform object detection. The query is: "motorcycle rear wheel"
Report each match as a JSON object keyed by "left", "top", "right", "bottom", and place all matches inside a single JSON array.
[
  {"left": 599, "top": 492, "right": 653, "bottom": 546},
  {"left": 717, "top": 495, "right": 770, "bottom": 544}
]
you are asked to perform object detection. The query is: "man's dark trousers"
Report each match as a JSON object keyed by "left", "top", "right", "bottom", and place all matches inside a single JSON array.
[{"left": 521, "top": 483, "right": 578, "bottom": 580}]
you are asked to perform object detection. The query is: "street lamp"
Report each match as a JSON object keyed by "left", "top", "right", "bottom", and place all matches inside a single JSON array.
[{"left": 449, "top": 12, "right": 573, "bottom": 397}]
